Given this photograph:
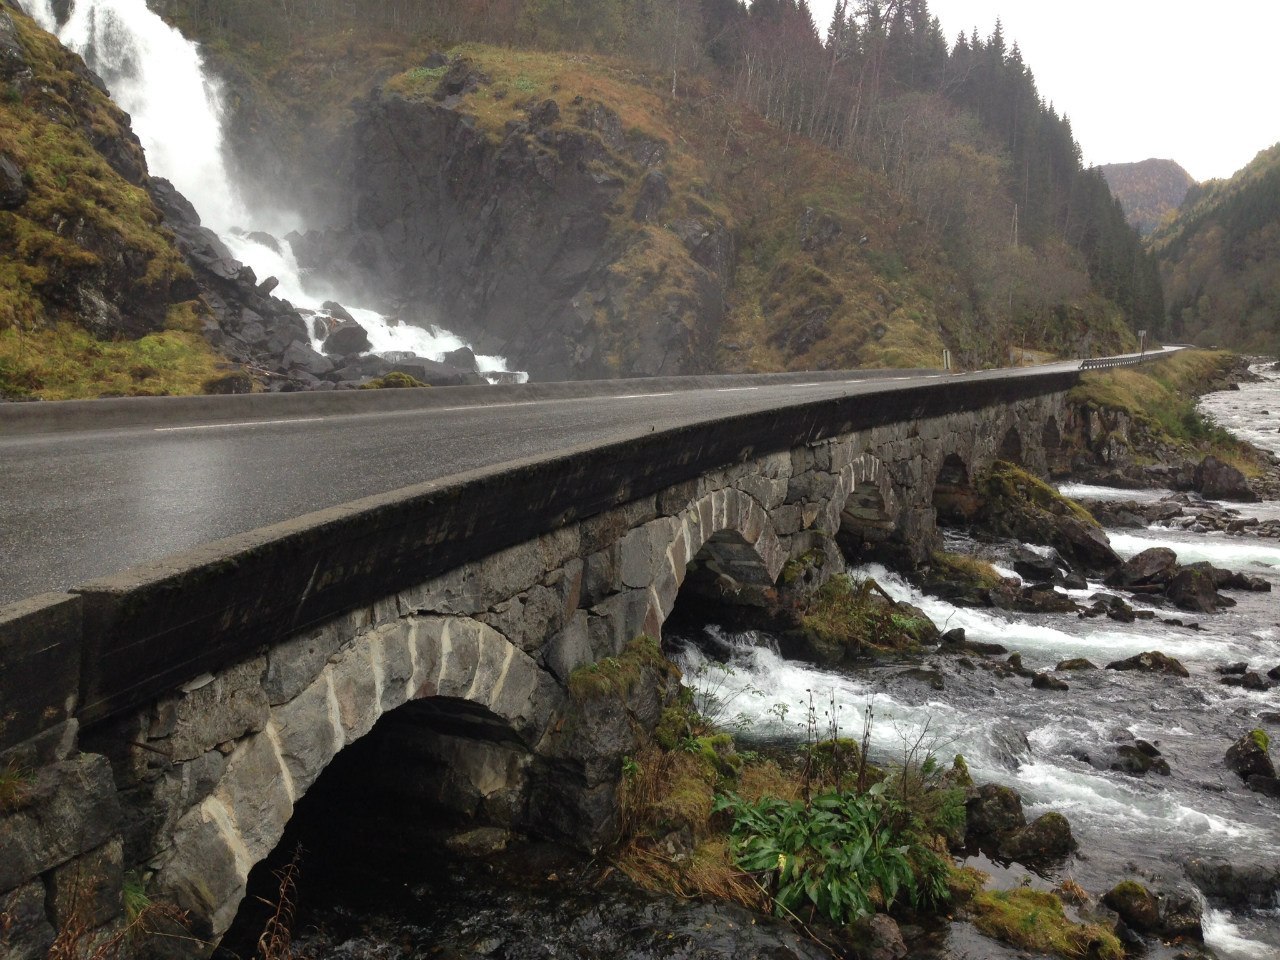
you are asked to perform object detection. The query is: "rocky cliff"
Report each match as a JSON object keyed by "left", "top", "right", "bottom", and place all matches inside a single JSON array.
[
  {"left": 1099, "top": 158, "right": 1196, "bottom": 236},
  {"left": 292, "top": 58, "right": 732, "bottom": 381}
]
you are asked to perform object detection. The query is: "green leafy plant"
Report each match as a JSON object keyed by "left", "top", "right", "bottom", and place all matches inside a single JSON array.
[{"left": 714, "top": 784, "right": 949, "bottom": 925}]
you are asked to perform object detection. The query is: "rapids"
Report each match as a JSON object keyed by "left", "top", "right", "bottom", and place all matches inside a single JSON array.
[{"left": 24, "top": 0, "right": 519, "bottom": 378}]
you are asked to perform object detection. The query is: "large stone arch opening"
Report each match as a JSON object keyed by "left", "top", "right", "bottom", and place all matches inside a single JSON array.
[
  {"left": 648, "top": 487, "right": 785, "bottom": 649},
  {"left": 932, "top": 452, "right": 979, "bottom": 525},
  {"left": 151, "top": 616, "right": 560, "bottom": 947},
  {"left": 833, "top": 453, "right": 902, "bottom": 563}
]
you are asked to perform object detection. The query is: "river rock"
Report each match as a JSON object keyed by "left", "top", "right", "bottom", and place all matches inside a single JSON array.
[
  {"left": 851, "top": 914, "right": 907, "bottom": 960},
  {"left": 1010, "top": 546, "right": 1060, "bottom": 583},
  {"left": 1194, "top": 454, "right": 1257, "bottom": 502},
  {"left": 1225, "top": 729, "right": 1275, "bottom": 781},
  {"left": 1220, "top": 671, "right": 1271, "bottom": 690},
  {"left": 1056, "top": 657, "right": 1097, "bottom": 671},
  {"left": 281, "top": 340, "right": 334, "bottom": 377},
  {"left": 1104, "top": 547, "right": 1179, "bottom": 588},
  {"left": 998, "top": 811, "right": 1075, "bottom": 861},
  {"left": 965, "top": 783, "right": 1025, "bottom": 841},
  {"left": 1102, "top": 880, "right": 1160, "bottom": 932},
  {"left": 1185, "top": 857, "right": 1280, "bottom": 909},
  {"left": 1106, "top": 651, "right": 1190, "bottom": 678},
  {"left": 991, "top": 584, "right": 1078, "bottom": 614},
  {"left": 1032, "top": 671, "right": 1069, "bottom": 691},
  {"left": 441, "top": 346, "right": 480, "bottom": 373},
  {"left": 1111, "top": 742, "right": 1170, "bottom": 776},
  {"left": 321, "top": 300, "right": 356, "bottom": 324}
]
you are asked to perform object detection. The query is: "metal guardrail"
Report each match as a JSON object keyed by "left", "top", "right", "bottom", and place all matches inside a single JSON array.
[{"left": 1079, "top": 346, "right": 1184, "bottom": 371}]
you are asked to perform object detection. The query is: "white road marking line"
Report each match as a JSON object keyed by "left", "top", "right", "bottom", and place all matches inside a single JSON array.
[
  {"left": 614, "top": 392, "right": 675, "bottom": 399},
  {"left": 714, "top": 387, "right": 760, "bottom": 393},
  {"left": 154, "top": 417, "right": 325, "bottom": 433}
]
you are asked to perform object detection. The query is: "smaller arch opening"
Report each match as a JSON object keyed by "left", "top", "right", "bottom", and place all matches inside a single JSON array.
[
  {"left": 998, "top": 427, "right": 1024, "bottom": 465},
  {"left": 932, "top": 453, "right": 978, "bottom": 524},
  {"left": 1042, "top": 416, "right": 1068, "bottom": 477},
  {"left": 665, "top": 529, "right": 777, "bottom": 644}
]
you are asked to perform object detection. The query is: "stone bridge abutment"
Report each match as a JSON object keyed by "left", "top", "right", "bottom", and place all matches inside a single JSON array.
[{"left": 0, "top": 377, "right": 1073, "bottom": 955}]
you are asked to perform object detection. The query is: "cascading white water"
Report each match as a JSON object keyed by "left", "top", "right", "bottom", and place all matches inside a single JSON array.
[{"left": 26, "top": 0, "right": 519, "bottom": 377}]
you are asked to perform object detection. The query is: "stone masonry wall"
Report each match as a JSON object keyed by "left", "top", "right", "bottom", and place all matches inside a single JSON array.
[{"left": 0, "top": 391, "right": 1065, "bottom": 956}]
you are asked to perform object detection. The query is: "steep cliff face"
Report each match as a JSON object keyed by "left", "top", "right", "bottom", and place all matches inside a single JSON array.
[
  {"left": 293, "top": 60, "right": 731, "bottom": 381},
  {"left": 1099, "top": 159, "right": 1196, "bottom": 237}
]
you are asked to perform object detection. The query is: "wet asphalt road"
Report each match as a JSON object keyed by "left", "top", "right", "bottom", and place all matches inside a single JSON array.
[{"left": 0, "top": 361, "right": 1107, "bottom": 606}]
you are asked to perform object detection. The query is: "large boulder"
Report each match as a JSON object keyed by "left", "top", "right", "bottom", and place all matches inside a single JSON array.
[
  {"left": 964, "top": 783, "right": 1025, "bottom": 842},
  {"left": 999, "top": 811, "right": 1075, "bottom": 861},
  {"left": 1102, "top": 880, "right": 1160, "bottom": 933},
  {"left": 1104, "top": 547, "right": 1179, "bottom": 589},
  {"left": 322, "top": 321, "right": 372, "bottom": 356},
  {"left": 1185, "top": 857, "right": 1280, "bottom": 909},
  {"left": 1225, "top": 730, "right": 1275, "bottom": 781},
  {"left": 1194, "top": 455, "right": 1257, "bottom": 502},
  {"left": 1167, "top": 563, "right": 1222, "bottom": 613}
]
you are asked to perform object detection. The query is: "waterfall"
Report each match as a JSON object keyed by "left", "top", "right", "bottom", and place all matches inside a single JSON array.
[{"left": 26, "top": 0, "right": 518, "bottom": 378}]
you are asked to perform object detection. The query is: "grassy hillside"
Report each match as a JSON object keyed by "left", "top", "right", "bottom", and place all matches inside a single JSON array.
[
  {"left": 1150, "top": 144, "right": 1280, "bottom": 355},
  {"left": 0, "top": 5, "right": 221, "bottom": 399}
]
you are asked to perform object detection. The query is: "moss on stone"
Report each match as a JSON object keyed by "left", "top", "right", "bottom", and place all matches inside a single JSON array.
[
  {"left": 979, "top": 461, "right": 1099, "bottom": 529},
  {"left": 568, "top": 636, "right": 674, "bottom": 702},
  {"left": 971, "top": 888, "right": 1124, "bottom": 960},
  {"left": 1250, "top": 728, "right": 1270, "bottom": 753},
  {"left": 360, "top": 371, "right": 430, "bottom": 389},
  {"left": 929, "top": 550, "right": 1003, "bottom": 591}
]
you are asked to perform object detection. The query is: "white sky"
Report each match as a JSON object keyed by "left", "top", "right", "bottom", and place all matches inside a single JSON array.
[{"left": 805, "top": 0, "right": 1280, "bottom": 181}]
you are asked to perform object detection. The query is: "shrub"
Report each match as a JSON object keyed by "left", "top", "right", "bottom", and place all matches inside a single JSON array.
[{"left": 714, "top": 783, "right": 949, "bottom": 925}]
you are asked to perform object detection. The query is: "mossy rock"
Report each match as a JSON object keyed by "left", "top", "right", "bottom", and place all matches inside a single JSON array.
[
  {"left": 360, "top": 371, "right": 429, "bottom": 388},
  {"left": 568, "top": 636, "right": 676, "bottom": 702},
  {"left": 971, "top": 888, "right": 1124, "bottom": 960},
  {"left": 1102, "top": 879, "right": 1160, "bottom": 933}
]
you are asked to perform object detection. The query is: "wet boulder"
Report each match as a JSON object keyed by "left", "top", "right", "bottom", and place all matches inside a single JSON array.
[
  {"left": 965, "top": 783, "right": 1025, "bottom": 842},
  {"left": 321, "top": 300, "right": 356, "bottom": 324},
  {"left": 1056, "top": 657, "right": 1097, "bottom": 671},
  {"left": 1106, "top": 651, "right": 1190, "bottom": 678},
  {"left": 1102, "top": 880, "right": 1160, "bottom": 933},
  {"left": 1031, "top": 671, "right": 1069, "bottom": 691},
  {"left": 1167, "top": 563, "right": 1223, "bottom": 613},
  {"left": 1220, "top": 671, "right": 1271, "bottom": 691},
  {"left": 999, "top": 811, "right": 1075, "bottom": 861},
  {"left": 850, "top": 914, "right": 907, "bottom": 960},
  {"left": 990, "top": 584, "right": 1078, "bottom": 614},
  {"left": 1225, "top": 729, "right": 1274, "bottom": 781},
  {"left": 1111, "top": 742, "right": 1170, "bottom": 777},
  {"left": 1010, "top": 546, "right": 1060, "bottom": 584},
  {"left": 1215, "top": 568, "right": 1271, "bottom": 592},
  {"left": 441, "top": 346, "right": 480, "bottom": 373},
  {"left": 1104, "top": 547, "right": 1178, "bottom": 589},
  {"left": 1194, "top": 454, "right": 1257, "bottom": 502},
  {"left": 1185, "top": 857, "right": 1280, "bottom": 909},
  {"left": 280, "top": 340, "right": 333, "bottom": 377}
]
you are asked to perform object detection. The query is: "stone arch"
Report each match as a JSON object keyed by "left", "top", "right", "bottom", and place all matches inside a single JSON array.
[
  {"left": 997, "top": 426, "right": 1024, "bottom": 465},
  {"left": 151, "top": 615, "right": 560, "bottom": 942},
  {"left": 834, "top": 452, "right": 902, "bottom": 553},
  {"left": 932, "top": 452, "right": 978, "bottom": 524}
]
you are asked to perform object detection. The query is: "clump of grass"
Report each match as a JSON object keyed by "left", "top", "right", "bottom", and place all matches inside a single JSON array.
[
  {"left": 970, "top": 888, "right": 1124, "bottom": 960},
  {"left": 929, "top": 551, "right": 1003, "bottom": 591},
  {"left": 0, "top": 759, "right": 34, "bottom": 813},
  {"left": 798, "top": 575, "right": 926, "bottom": 652},
  {"left": 567, "top": 636, "right": 675, "bottom": 701}
]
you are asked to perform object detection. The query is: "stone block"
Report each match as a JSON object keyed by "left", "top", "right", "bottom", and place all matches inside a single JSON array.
[
  {"left": 582, "top": 546, "right": 621, "bottom": 606},
  {"left": 273, "top": 676, "right": 339, "bottom": 796},
  {"left": 0, "top": 754, "right": 119, "bottom": 892},
  {"left": 329, "top": 643, "right": 379, "bottom": 744},
  {"left": 373, "top": 622, "right": 415, "bottom": 713},
  {"left": 213, "top": 732, "right": 294, "bottom": 861},
  {"left": 0, "top": 879, "right": 53, "bottom": 960},
  {"left": 262, "top": 620, "right": 342, "bottom": 703},
  {"left": 619, "top": 517, "right": 679, "bottom": 590},
  {"left": 160, "top": 657, "right": 268, "bottom": 762},
  {"left": 543, "top": 612, "right": 592, "bottom": 684},
  {"left": 48, "top": 838, "right": 123, "bottom": 931},
  {"left": 580, "top": 497, "right": 656, "bottom": 554},
  {"left": 154, "top": 799, "right": 249, "bottom": 940},
  {"left": 770, "top": 504, "right": 804, "bottom": 536}
]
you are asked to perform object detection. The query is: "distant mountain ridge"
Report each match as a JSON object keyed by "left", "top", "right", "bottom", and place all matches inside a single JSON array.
[
  {"left": 1100, "top": 159, "right": 1196, "bottom": 236},
  {"left": 1150, "top": 144, "right": 1280, "bottom": 354}
]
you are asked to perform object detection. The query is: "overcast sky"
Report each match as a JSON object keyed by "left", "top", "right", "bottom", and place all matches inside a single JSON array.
[{"left": 805, "top": 0, "right": 1279, "bottom": 182}]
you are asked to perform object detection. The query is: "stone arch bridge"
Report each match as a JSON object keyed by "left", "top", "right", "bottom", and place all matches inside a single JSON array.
[{"left": 1, "top": 367, "right": 1084, "bottom": 953}]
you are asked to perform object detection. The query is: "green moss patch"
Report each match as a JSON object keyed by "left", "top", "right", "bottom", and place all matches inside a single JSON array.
[
  {"left": 568, "top": 636, "right": 675, "bottom": 702},
  {"left": 971, "top": 888, "right": 1124, "bottom": 960}
]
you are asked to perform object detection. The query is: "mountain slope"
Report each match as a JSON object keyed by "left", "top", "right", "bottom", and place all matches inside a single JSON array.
[
  {"left": 1150, "top": 144, "right": 1280, "bottom": 354},
  {"left": 1099, "top": 159, "right": 1196, "bottom": 236}
]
